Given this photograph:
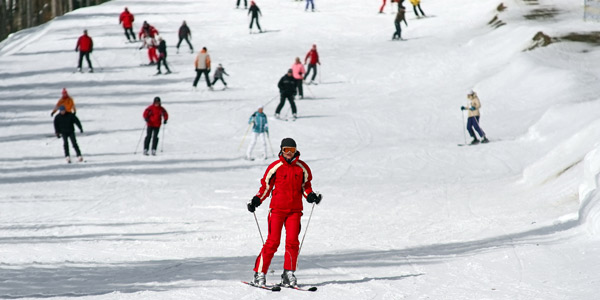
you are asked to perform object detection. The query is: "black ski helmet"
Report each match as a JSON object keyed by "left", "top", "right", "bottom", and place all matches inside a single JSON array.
[
  {"left": 153, "top": 96, "right": 161, "bottom": 103},
  {"left": 280, "top": 138, "right": 296, "bottom": 149}
]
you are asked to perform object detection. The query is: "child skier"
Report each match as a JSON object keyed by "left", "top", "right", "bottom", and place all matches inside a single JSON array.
[
  {"left": 248, "top": 1, "right": 262, "bottom": 33},
  {"left": 211, "top": 64, "right": 229, "bottom": 89},
  {"left": 246, "top": 106, "right": 268, "bottom": 160},
  {"left": 392, "top": 4, "right": 408, "bottom": 40}
]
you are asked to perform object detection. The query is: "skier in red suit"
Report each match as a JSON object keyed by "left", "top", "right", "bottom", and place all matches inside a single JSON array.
[
  {"left": 75, "top": 29, "right": 93, "bottom": 72},
  {"left": 247, "top": 138, "right": 322, "bottom": 287},
  {"left": 119, "top": 7, "right": 135, "bottom": 42},
  {"left": 142, "top": 97, "right": 168, "bottom": 156}
]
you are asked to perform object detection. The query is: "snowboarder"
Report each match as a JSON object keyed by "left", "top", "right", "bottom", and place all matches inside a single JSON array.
[
  {"left": 303, "top": 44, "right": 320, "bottom": 84},
  {"left": 75, "top": 29, "right": 93, "bottom": 73},
  {"left": 51, "top": 88, "right": 76, "bottom": 116},
  {"left": 54, "top": 106, "right": 84, "bottom": 163},
  {"left": 176, "top": 21, "right": 193, "bottom": 54},
  {"left": 247, "top": 137, "right": 322, "bottom": 287},
  {"left": 156, "top": 36, "right": 171, "bottom": 75},
  {"left": 142, "top": 97, "right": 169, "bottom": 156},
  {"left": 119, "top": 7, "right": 135, "bottom": 42},
  {"left": 291, "top": 57, "right": 305, "bottom": 99},
  {"left": 461, "top": 90, "right": 489, "bottom": 145},
  {"left": 211, "top": 63, "right": 229, "bottom": 88},
  {"left": 246, "top": 107, "right": 269, "bottom": 160},
  {"left": 193, "top": 47, "right": 213, "bottom": 90},
  {"left": 275, "top": 69, "right": 298, "bottom": 120},
  {"left": 409, "top": 0, "right": 426, "bottom": 18},
  {"left": 248, "top": 1, "right": 262, "bottom": 33},
  {"left": 236, "top": 0, "right": 248, "bottom": 9},
  {"left": 392, "top": 4, "right": 408, "bottom": 40},
  {"left": 305, "top": 0, "right": 315, "bottom": 11}
]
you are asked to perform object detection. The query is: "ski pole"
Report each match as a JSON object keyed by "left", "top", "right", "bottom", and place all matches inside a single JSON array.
[
  {"left": 461, "top": 110, "right": 467, "bottom": 145},
  {"left": 263, "top": 94, "right": 278, "bottom": 108},
  {"left": 134, "top": 125, "right": 147, "bottom": 154},
  {"left": 298, "top": 202, "right": 316, "bottom": 257},
  {"left": 253, "top": 211, "right": 265, "bottom": 245},
  {"left": 160, "top": 124, "right": 166, "bottom": 153},
  {"left": 91, "top": 53, "right": 103, "bottom": 71},
  {"left": 318, "top": 64, "right": 322, "bottom": 84},
  {"left": 238, "top": 122, "right": 253, "bottom": 151},
  {"left": 266, "top": 131, "right": 275, "bottom": 157},
  {"left": 304, "top": 82, "right": 315, "bottom": 98}
]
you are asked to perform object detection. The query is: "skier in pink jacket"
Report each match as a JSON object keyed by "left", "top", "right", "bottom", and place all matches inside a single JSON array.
[{"left": 291, "top": 57, "right": 305, "bottom": 99}]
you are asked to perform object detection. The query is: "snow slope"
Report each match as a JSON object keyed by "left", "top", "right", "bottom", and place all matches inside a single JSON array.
[{"left": 1, "top": 0, "right": 600, "bottom": 298}]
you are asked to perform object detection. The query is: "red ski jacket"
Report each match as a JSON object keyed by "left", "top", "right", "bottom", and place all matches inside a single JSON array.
[
  {"left": 119, "top": 10, "right": 135, "bottom": 28},
  {"left": 139, "top": 25, "right": 159, "bottom": 39},
  {"left": 255, "top": 153, "right": 314, "bottom": 211},
  {"left": 304, "top": 49, "right": 320, "bottom": 65},
  {"left": 143, "top": 104, "right": 168, "bottom": 128},
  {"left": 76, "top": 34, "right": 93, "bottom": 52}
]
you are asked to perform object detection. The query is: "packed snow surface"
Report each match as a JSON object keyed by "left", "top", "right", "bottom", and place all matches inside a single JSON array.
[{"left": 1, "top": 0, "right": 600, "bottom": 299}]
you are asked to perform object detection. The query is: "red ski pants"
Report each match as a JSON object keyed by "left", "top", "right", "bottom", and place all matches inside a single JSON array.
[
  {"left": 148, "top": 46, "right": 158, "bottom": 63},
  {"left": 379, "top": 0, "right": 387, "bottom": 13},
  {"left": 254, "top": 209, "right": 302, "bottom": 273}
]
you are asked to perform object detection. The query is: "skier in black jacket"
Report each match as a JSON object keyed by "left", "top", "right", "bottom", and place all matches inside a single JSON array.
[
  {"left": 176, "top": 21, "right": 193, "bottom": 53},
  {"left": 53, "top": 106, "right": 84, "bottom": 163},
  {"left": 275, "top": 69, "right": 298, "bottom": 120},
  {"left": 156, "top": 36, "right": 171, "bottom": 75},
  {"left": 248, "top": 1, "right": 262, "bottom": 33}
]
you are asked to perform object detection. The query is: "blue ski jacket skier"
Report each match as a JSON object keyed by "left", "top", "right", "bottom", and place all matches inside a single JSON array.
[{"left": 249, "top": 111, "right": 268, "bottom": 133}]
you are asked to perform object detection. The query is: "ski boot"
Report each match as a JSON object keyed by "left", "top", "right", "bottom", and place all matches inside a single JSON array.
[
  {"left": 252, "top": 272, "right": 266, "bottom": 286},
  {"left": 65, "top": 156, "right": 71, "bottom": 163},
  {"left": 143, "top": 149, "right": 149, "bottom": 156},
  {"left": 151, "top": 150, "right": 157, "bottom": 156},
  {"left": 281, "top": 269, "right": 297, "bottom": 287},
  {"left": 77, "top": 156, "right": 84, "bottom": 162},
  {"left": 470, "top": 137, "right": 480, "bottom": 145},
  {"left": 481, "top": 137, "right": 489, "bottom": 143}
]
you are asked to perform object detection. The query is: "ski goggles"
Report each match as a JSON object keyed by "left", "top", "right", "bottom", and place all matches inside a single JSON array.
[{"left": 282, "top": 147, "right": 296, "bottom": 154}]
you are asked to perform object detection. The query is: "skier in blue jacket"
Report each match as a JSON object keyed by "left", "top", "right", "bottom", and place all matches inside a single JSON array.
[{"left": 246, "top": 106, "right": 269, "bottom": 160}]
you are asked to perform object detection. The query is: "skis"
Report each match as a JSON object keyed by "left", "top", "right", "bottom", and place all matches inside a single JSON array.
[
  {"left": 241, "top": 281, "right": 281, "bottom": 291},
  {"left": 241, "top": 281, "right": 317, "bottom": 292},
  {"left": 278, "top": 284, "right": 318, "bottom": 292}
]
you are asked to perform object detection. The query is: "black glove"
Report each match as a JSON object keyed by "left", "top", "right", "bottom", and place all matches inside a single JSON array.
[
  {"left": 163, "top": 120, "right": 167, "bottom": 125},
  {"left": 307, "top": 192, "right": 322, "bottom": 204},
  {"left": 247, "top": 196, "right": 261, "bottom": 212},
  {"left": 80, "top": 129, "right": 84, "bottom": 134},
  {"left": 145, "top": 118, "right": 149, "bottom": 122},
  {"left": 460, "top": 106, "right": 466, "bottom": 111},
  {"left": 56, "top": 133, "right": 61, "bottom": 138},
  {"left": 50, "top": 112, "right": 55, "bottom": 117}
]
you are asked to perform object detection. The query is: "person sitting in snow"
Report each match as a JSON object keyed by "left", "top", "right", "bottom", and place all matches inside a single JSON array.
[{"left": 461, "top": 90, "right": 489, "bottom": 145}]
